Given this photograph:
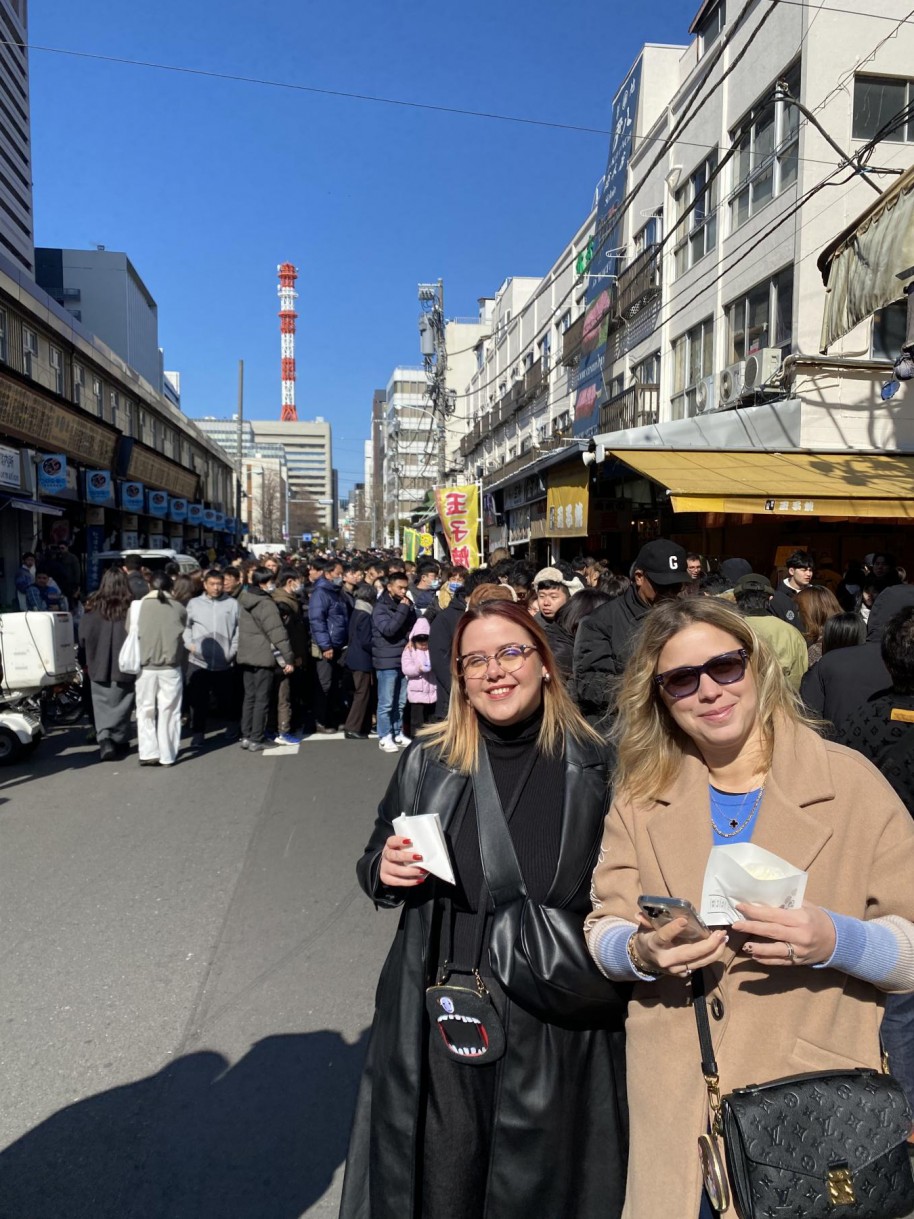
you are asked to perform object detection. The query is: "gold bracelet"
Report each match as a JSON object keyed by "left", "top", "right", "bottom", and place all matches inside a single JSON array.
[{"left": 627, "top": 931, "right": 661, "bottom": 977}]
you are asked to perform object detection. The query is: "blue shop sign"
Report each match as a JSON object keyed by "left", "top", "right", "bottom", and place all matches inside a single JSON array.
[
  {"left": 169, "top": 497, "right": 188, "bottom": 522},
  {"left": 38, "top": 453, "right": 67, "bottom": 494},
  {"left": 187, "top": 503, "right": 204, "bottom": 524},
  {"left": 85, "top": 469, "right": 112, "bottom": 505},
  {"left": 147, "top": 489, "right": 169, "bottom": 518},
  {"left": 121, "top": 481, "right": 145, "bottom": 511}
]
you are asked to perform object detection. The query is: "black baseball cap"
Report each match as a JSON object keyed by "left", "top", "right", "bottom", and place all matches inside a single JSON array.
[
  {"left": 633, "top": 539, "right": 687, "bottom": 586},
  {"left": 734, "top": 573, "right": 773, "bottom": 593}
]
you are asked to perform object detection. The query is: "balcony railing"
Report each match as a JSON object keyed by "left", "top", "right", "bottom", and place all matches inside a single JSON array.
[
  {"left": 523, "top": 357, "right": 545, "bottom": 402},
  {"left": 616, "top": 244, "right": 662, "bottom": 321},
  {"left": 561, "top": 315, "right": 584, "bottom": 366},
  {"left": 481, "top": 435, "right": 573, "bottom": 487},
  {"left": 598, "top": 384, "right": 660, "bottom": 434}
]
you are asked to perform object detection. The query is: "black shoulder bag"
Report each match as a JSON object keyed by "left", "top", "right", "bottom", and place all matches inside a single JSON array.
[
  {"left": 472, "top": 743, "right": 626, "bottom": 1029},
  {"left": 692, "top": 969, "right": 914, "bottom": 1218}
]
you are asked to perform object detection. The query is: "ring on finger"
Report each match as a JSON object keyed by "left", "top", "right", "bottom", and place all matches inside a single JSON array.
[{"left": 784, "top": 941, "right": 796, "bottom": 962}]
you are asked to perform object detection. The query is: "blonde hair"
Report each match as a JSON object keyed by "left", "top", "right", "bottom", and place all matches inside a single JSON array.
[
  {"left": 612, "top": 597, "right": 818, "bottom": 801},
  {"left": 421, "top": 599, "right": 600, "bottom": 773},
  {"left": 466, "top": 583, "right": 517, "bottom": 609}
]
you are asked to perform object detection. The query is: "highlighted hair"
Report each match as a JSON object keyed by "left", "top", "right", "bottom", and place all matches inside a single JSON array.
[
  {"left": 421, "top": 599, "right": 600, "bottom": 773},
  {"left": 611, "top": 597, "right": 818, "bottom": 802}
]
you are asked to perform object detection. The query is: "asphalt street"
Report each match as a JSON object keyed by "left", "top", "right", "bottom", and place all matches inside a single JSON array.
[{"left": 0, "top": 720, "right": 401, "bottom": 1219}]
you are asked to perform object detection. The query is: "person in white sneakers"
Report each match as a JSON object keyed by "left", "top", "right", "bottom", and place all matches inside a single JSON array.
[
  {"left": 371, "top": 570, "right": 417, "bottom": 752},
  {"left": 132, "top": 572, "right": 187, "bottom": 766}
]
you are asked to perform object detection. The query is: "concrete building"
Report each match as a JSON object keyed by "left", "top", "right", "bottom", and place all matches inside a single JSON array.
[
  {"left": 0, "top": 0, "right": 34, "bottom": 277},
  {"left": 242, "top": 454, "right": 288, "bottom": 543},
  {"left": 35, "top": 248, "right": 163, "bottom": 392},
  {"left": 250, "top": 418, "right": 333, "bottom": 531}
]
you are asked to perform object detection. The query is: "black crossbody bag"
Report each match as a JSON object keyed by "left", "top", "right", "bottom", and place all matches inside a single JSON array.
[
  {"left": 471, "top": 744, "right": 627, "bottom": 1029},
  {"left": 692, "top": 969, "right": 914, "bottom": 1218}
]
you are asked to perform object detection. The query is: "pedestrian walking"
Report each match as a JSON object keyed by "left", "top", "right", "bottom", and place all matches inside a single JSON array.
[
  {"left": 400, "top": 617, "right": 436, "bottom": 733},
  {"left": 587, "top": 596, "right": 914, "bottom": 1217},
  {"left": 340, "top": 599, "right": 628, "bottom": 1219},
  {"left": 237, "top": 567, "right": 294, "bottom": 752},
  {"left": 132, "top": 573, "right": 187, "bottom": 767},
  {"left": 371, "top": 570, "right": 416, "bottom": 752},
  {"left": 343, "top": 585, "right": 376, "bottom": 739},
  {"left": 78, "top": 568, "right": 135, "bottom": 761},
  {"left": 183, "top": 569, "right": 240, "bottom": 751},
  {"left": 308, "top": 558, "right": 350, "bottom": 733}
]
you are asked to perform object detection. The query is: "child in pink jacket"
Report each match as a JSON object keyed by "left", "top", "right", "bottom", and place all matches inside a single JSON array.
[{"left": 401, "top": 617, "right": 437, "bottom": 735}]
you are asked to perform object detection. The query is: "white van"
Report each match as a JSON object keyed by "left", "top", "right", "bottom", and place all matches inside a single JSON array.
[{"left": 95, "top": 549, "right": 201, "bottom": 580}]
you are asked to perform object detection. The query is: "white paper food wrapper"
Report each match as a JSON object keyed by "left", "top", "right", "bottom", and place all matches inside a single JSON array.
[
  {"left": 699, "top": 844, "right": 807, "bottom": 926},
  {"left": 391, "top": 813, "right": 456, "bottom": 885}
]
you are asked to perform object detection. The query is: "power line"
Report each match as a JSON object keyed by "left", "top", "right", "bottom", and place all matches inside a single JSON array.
[{"left": 3, "top": 40, "right": 615, "bottom": 137}]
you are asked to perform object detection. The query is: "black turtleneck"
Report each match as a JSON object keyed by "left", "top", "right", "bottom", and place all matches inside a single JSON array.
[{"left": 441, "top": 704, "right": 566, "bottom": 973}]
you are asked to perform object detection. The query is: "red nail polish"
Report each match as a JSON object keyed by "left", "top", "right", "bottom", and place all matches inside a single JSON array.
[
  {"left": 402, "top": 838, "right": 412, "bottom": 846},
  {"left": 413, "top": 854, "right": 423, "bottom": 861}
]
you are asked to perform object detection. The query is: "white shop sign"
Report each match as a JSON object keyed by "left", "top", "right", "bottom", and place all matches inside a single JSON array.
[{"left": 0, "top": 443, "right": 20, "bottom": 489}]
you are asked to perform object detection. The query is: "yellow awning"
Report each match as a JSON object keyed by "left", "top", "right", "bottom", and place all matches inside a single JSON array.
[
  {"left": 610, "top": 449, "right": 914, "bottom": 518},
  {"left": 818, "top": 164, "right": 914, "bottom": 352}
]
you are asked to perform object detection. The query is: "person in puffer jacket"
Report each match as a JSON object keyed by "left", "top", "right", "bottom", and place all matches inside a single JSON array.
[
  {"left": 308, "top": 560, "right": 351, "bottom": 732},
  {"left": 237, "top": 567, "right": 294, "bottom": 752},
  {"left": 401, "top": 617, "right": 437, "bottom": 736}
]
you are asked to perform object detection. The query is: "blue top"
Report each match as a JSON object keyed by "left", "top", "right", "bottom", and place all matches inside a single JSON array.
[{"left": 709, "top": 786, "right": 763, "bottom": 845}]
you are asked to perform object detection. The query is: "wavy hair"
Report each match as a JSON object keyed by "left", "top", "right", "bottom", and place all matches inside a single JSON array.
[
  {"left": 611, "top": 597, "right": 817, "bottom": 801},
  {"left": 420, "top": 599, "right": 600, "bottom": 773}
]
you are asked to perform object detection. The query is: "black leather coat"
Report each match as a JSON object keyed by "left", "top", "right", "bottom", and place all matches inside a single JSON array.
[{"left": 339, "top": 736, "right": 628, "bottom": 1219}]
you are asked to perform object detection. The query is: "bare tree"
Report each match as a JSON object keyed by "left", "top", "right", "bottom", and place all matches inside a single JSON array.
[
  {"left": 258, "top": 471, "right": 284, "bottom": 542},
  {"left": 288, "top": 490, "right": 322, "bottom": 542}
]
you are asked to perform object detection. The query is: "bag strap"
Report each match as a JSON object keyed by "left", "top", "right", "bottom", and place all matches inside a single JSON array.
[
  {"left": 692, "top": 971, "right": 725, "bottom": 1136},
  {"left": 471, "top": 741, "right": 531, "bottom": 908}
]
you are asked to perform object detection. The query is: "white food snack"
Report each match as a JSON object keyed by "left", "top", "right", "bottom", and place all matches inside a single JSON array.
[{"left": 699, "top": 844, "right": 807, "bottom": 925}]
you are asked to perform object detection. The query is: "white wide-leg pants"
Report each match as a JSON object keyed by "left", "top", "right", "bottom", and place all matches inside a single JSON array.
[{"left": 135, "top": 667, "right": 183, "bottom": 765}]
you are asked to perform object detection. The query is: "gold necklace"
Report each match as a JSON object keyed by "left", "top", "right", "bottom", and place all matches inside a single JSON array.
[{"left": 709, "top": 784, "right": 766, "bottom": 838}]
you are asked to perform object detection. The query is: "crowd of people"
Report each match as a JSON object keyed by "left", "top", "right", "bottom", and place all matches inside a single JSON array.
[{"left": 340, "top": 541, "right": 914, "bottom": 1219}]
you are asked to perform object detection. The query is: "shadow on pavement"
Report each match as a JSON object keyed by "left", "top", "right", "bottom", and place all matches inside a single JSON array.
[{"left": 0, "top": 1028, "right": 369, "bottom": 1219}]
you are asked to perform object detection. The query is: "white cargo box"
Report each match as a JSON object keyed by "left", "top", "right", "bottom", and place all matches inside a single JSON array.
[{"left": 0, "top": 612, "right": 78, "bottom": 692}]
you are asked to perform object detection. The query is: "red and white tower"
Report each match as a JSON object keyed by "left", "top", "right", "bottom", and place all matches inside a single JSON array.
[{"left": 277, "top": 262, "right": 299, "bottom": 421}]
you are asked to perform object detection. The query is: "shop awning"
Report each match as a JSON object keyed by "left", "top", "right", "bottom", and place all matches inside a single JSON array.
[
  {"left": 609, "top": 449, "right": 914, "bottom": 519},
  {"left": 1, "top": 496, "right": 64, "bottom": 517},
  {"left": 818, "top": 164, "right": 914, "bottom": 352}
]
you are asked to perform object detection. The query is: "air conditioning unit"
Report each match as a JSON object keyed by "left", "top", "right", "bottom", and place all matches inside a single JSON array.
[
  {"left": 742, "top": 347, "right": 782, "bottom": 393},
  {"left": 695, "top": 374, "right": 718, "bottom": 413},
  {"left": 718, "top": 361, "right": 745, "bottom": 408}
]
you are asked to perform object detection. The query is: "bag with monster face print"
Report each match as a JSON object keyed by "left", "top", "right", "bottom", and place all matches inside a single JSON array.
[{"left": 425, "top": 967, "right": 506, "bottom": 1066}]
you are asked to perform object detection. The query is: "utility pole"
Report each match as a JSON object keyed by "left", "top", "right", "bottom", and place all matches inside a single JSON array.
[
  {"left": 418, "top": 280, "right": 454, "bottom": 485},
  {"left": 235, "top": 359, "right": 244, "bottom": 540}
]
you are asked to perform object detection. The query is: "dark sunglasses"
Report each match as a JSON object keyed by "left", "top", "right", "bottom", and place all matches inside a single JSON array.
[{"left": 654, "top": 648, "right": 749, "bottom": 700}]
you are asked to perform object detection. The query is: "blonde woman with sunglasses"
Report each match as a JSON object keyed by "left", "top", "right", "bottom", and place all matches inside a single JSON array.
[{"left": 586, "top": 597, "right": 914, "bottom": 1219}]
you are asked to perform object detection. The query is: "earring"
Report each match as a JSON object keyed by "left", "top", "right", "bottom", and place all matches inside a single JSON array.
[{"left": 543, "top": 672, "right": 551, "bottom": 683}]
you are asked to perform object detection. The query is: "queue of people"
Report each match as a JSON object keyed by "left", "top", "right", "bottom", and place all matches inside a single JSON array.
[{"left": 344, "top": 543, "right": 914, "bottom": 1219}]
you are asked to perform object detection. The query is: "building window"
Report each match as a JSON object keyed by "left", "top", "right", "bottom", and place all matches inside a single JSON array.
[
  {"left": 671, "top": 318, "right": 714, "bottom": 419},
  {"left": 538, "top": 331, "right": 552, "bottom": 368},
  {"left": 22, "top": 326, "right": 37, "bottom": 377},
  {"left": 475, "top": 343, "right": 485, "bottom": 371},
  {"left": 697, "top": 0, "right": 725, "bottom": 55},
  {"left": 122, "top": 397, "right": 133, "bottom": 437},
  {"left": 852, "top": 76, "right": 914, "bottom": 143},
  {"left": 92, "top": 377, "right": 103, "bottom": 417},
  {"left": 73, "top": 361, "right": 84, "bottom": 406},
  {"left": 523, "top": 352, "right": 534, "bottom": 371},
  {"left": 730, "top": 62, "right": 800, "bottom": 229},
  {"left": 49, "top": 345, "right": 63, "bottom": 395},
  {"left": 632, "top": 351, "right": 660, "bottom": 385},
  {"left": 558, "top": 309, "right": 572, "bottom": 333},
  {"left": 872, "top": 300, "right": 907, "bottom": 360},
  {"left": 110, "top": 389, "right": 119, "bottom": 428},
  {"left": 0, "top": 308, "right": 6, "bottom": 363},
  {"left": 727, "top": 266, "right": 794, "bottom": 362},
  {"left": 634, "top": 211, "right": 663, "bottom": 254},
  {"left": 673, "top": 154, "right": 718, "bottom": 277}
]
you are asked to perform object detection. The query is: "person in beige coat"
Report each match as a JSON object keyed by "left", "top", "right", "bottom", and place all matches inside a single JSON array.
[{"left": 586, "top": 596, "right": 914, "bottom": 1219}]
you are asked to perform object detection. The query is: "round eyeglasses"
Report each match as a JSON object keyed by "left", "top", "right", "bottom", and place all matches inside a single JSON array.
[
  {"left": 654, "top": 648, "right": 749, "bottom": 700},
  {"left": 458, "top": 643, "right": 539, "bottom": 679}
]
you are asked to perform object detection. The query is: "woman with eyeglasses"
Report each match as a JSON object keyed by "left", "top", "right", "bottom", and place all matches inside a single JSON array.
[
  {"left": 340, "top": 599, "right": 628, "bottom": 1219},
  {"left": 585, "top": 597, "right": 914, "bottom": 1218}
]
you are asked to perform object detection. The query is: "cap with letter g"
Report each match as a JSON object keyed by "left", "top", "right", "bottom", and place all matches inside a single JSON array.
[{"left": 633, "top": 538, "right": 688, "bottom": 585}]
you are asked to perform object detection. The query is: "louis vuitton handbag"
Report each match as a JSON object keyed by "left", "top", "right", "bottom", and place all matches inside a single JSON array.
[{"left": 693, "top": 970, "right": 914, "bottom": 1218}]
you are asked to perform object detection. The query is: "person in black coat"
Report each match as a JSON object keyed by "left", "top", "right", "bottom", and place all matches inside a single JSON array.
[
  {"left": 78, "top": 568, "right": 136, "bottom": 761},
  {"left": 800, "top": 584, "right": 914, "bottom": 731},
  {"left": 572, "top": 539, "right": 686, "bottom": 722},
  {"left": 339, "top": 599, "right": 628, "bottom": 1219},
  {"left": 343, "top": 588, "right": 376, "bottom": 739},
  {"left": 428, "top": 570, "right": 498, "bottom": 719}
]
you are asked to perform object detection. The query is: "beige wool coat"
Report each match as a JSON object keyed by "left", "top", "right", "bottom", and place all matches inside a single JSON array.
[{"left": 587, "top": 723, "right": 914, "bottom": 1219}]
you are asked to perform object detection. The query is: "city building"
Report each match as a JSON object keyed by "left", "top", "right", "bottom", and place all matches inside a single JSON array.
[
  {"left": 0, "top": 250, "right": 236, "bottom": 600},
  {"left": 0, "top": 0, "right": 34, "bottom": 277},
  {"left": 242, "top": 454, "right": 288, "bottom": 543},
  {"left": 35, "top": 248, "right": 164, "bottom": 392},
  {"left": 370, "top": 389, "right": 385, "bottom": 547}
]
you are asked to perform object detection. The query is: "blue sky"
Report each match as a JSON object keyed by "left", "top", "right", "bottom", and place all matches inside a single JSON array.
[{"left": 28, "top": 0, "right": 693, "bottom": 493}]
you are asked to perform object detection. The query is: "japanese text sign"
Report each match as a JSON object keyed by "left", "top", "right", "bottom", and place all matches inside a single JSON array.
[{"left": 435, "top": 484, "right": 480, "bottom": 570}]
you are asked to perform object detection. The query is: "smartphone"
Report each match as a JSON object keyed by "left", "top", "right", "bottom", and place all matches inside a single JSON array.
[{"left": 638, "top": 895, "right": 711, "bottom": 944}]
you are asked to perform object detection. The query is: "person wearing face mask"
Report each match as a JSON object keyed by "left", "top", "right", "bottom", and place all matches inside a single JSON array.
[
  {"left": 237, "top": 567, "right": 295, "bottom": 752},
  {"left": 408, "top": 559, "right": 442, "bottom": 621},
  {"left": 308, "top": 559, "right": 350, "bottom": 733},
  {"left": 272, "top": 568, "right": 310, "bottom": 744}
]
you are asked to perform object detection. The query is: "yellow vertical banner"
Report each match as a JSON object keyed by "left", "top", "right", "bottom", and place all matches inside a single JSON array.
[
  {"left": 435, "top": 484, "right": 481, "bottom": 570},
  {"left": 402, "top": 529, "right": 419, "bottom": 562},
  {"left": 547, "top": 465, "right": 589, "bottom": 536}
]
